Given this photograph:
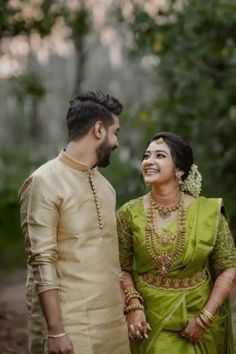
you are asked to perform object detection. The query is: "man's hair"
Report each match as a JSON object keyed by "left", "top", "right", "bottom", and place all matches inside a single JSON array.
[{"left": 66, "top": 91, "right": 123, "bottom": 141}]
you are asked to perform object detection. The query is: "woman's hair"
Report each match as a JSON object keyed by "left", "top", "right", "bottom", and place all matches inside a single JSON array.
[{"left": 143, "top": 132, "right": 194, "bottom": 181}]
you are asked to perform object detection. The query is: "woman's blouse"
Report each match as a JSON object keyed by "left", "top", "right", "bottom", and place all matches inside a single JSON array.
[{"left": 117, "top": 197, "right": 236, "bottom": 275}]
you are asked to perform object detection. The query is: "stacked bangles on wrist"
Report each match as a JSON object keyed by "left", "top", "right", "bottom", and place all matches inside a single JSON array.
[
  {"left": 196, "top": 309, "right": 215, "bottom": 330},
  {"left": 123, "top": 287, "right": 144, "bottom": 315},
  {"left": 124, "top": 303, "right": 145, "bottom": 316},
  {"left": 124, "top": 287, "right": 144, "bottom": 305}
]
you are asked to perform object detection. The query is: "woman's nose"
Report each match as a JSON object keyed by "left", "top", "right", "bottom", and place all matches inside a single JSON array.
[{"left": 145, "top": 156, "right": 154, "bottom": 163}]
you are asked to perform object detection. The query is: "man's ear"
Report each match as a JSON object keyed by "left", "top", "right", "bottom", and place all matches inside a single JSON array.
[{"left": 94, "top": 121, "right": 106, "bottom": 139}]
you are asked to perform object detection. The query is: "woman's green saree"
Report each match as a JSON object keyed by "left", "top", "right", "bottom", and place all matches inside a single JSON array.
[{"left": 117, "top": 196, "right": 236, "bottom": 354}]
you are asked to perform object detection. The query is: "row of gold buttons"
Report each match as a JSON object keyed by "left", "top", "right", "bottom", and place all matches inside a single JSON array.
[{"left": 88, "top": 171, "right": 103, "bottom": 232}]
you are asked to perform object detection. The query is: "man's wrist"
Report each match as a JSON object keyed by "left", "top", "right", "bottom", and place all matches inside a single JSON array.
[{"left": 47, "top": 323, "right": 65, "bottom": 334}]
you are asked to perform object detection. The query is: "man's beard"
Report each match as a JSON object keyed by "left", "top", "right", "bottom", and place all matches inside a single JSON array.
[{"left": 96, "top": 135, "right": 114, "bottom": 167}]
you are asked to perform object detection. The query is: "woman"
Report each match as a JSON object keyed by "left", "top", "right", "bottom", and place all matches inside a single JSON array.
[{"left": 117, "top": 132, "right": 236, "bottom": 354}]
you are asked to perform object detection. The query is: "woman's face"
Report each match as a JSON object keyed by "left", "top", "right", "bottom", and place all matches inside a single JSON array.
[{"left": 141, "top": 140, "right": 179, "bottom": 187}]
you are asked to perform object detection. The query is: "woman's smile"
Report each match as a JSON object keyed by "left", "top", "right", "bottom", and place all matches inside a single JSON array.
[{"left": 144, "top": 167, "right": 160, "bottom": 175}]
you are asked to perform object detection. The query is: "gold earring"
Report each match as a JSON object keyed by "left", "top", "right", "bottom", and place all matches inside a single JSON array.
[{"left": 176, "top": 174, "right": 183, "bottom": 187}]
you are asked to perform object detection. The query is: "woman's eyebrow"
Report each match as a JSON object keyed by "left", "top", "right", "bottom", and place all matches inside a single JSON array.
[{"left": 145, "top": 149, "right": 168, "bottom": 154}]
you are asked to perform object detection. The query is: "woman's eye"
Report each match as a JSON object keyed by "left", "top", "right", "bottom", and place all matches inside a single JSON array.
[
  {"left": 156, "top": 153, "right": 166, "bottom": 158},
  {"left": 143, "top": 154, "right": 149, "bottom": 160}
]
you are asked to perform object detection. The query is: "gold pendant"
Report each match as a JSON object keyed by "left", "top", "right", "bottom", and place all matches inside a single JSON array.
[
  {"left": 158, "top": 209, "right": 172, "bottom": 219},
  {"left": 157, "top": 254, "right": 172, "bottom": 271},
  {"left": 159, "top": 232, "right": 176, "bottom": 246}
]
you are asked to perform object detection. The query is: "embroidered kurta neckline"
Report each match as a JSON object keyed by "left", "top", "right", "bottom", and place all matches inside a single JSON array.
[{"left": 58, "top": 150, "right": 97, "bottom": 172}]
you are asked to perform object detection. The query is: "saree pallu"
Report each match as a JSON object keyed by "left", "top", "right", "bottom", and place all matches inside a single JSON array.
[{"left": 117, "top": 197, "right": 235, "bottom": 354}]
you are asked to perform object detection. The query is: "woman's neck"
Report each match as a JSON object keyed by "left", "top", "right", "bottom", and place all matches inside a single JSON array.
[{"left": 151, "top": 184, "right": 180, "bottom": 206}]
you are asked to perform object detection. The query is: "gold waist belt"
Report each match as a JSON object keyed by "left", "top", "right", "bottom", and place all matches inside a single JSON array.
[{"left": 141, "top": 268, "right": 208, "bottom": 291}]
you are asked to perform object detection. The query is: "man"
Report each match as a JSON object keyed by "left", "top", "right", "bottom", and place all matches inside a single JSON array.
[{"left": 19, "top": 91, "right": 130, "bottom": 354}]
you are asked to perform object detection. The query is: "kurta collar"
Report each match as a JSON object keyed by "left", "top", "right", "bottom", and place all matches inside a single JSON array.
[{"left": 58, "top": 150, "right": 96, "bottom": 172}]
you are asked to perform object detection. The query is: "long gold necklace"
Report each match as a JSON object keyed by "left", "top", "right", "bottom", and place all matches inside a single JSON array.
[{"left": 145, "top": 192, "right": 186, "bottom": 274}]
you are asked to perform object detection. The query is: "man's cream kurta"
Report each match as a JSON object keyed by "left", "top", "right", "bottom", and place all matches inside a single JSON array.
[{"left": 19, "top": 151, "right": 130, "bottom": 354}]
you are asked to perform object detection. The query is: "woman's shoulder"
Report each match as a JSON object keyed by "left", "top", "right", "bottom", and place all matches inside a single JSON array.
[
  {"left": 117, "top": 196, "right": 143, "bottom": 215},
  {"left": 196, "top": 195, "right": 223, "bottom": 203},
  {"left": 193, "top": 195, "right": 223, "bottom": 213}
]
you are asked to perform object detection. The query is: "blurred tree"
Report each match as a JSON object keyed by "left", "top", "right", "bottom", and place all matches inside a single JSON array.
[
  {"left": 10, "top": 73, "right": 46, "bottom": 141},
  {"left": 0, "top": 0, "right": 91, "bottom": 95},
  {"left": 59, "top": 1, "right": 91, "bottom": 94},
  {"left": 0, "top": 0, "right": 58, "bottom": 38},
  {"left": 118, "top": 0, "right": 236, "bottom": 228}
]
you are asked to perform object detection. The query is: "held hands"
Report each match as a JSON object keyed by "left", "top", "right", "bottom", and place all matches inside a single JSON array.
[
  {"left": 48, "top": 334, "right": 74, "bottom": 354},
  {"left": 180, "top": 318, "right": 205, "bottom": 344},
  {"left": 126, "top": 310, "right": 151, "bottom": 341}
]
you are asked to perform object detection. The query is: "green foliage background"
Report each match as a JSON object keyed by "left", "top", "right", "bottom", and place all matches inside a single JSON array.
[
  {"left": 0, "top": 0, "right": 236, "bottom": 269},
  {"left": 111, "top": 0, "right": 236, "bottom": 222}
]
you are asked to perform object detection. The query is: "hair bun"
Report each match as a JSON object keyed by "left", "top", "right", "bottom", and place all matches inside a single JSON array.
[{"left": 181, "top": 164, "right": 202, "bottom": 198}]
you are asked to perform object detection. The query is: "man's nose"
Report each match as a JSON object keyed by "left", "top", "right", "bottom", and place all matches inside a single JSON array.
[{"left": 114, "top": 140, "right": 119, "bottom": 149}]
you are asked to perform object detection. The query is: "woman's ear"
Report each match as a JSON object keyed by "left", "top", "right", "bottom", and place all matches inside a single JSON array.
[{"left": 175, "top": 168, "right": 185, "bottom": 178}]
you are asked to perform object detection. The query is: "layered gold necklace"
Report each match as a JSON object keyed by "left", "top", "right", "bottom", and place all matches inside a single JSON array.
[{"left": 145, "top": 191, "right": 186, "bottom": 274}]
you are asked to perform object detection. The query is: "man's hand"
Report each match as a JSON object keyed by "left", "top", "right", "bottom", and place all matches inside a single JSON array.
[{"left": 48, "top": 334, "right": 74, "bottom": 354}]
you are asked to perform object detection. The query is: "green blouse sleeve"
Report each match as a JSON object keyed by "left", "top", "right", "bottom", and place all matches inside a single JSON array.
[
  {"left": 210, "top": 214, "right": 236, "bottom": 274},
  {"left": 117, "top": 204, "right": 134, "bottom": 272}
]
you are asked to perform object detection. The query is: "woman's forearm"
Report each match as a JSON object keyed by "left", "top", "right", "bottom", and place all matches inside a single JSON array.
[
  {"left": 122, "top": 270, "right": 135, "bottom": 289},
  {"left": 121, "top": 271, "right": 142, "bottom": 307},
  {"left": 204, "top": 268, "right": 236, "bottom": 315}
]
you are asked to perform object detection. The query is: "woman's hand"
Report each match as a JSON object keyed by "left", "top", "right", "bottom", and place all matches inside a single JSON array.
[
  {"left": 180, "top": 318, "right": 205, "bottom": 344},
  {"left": 126, "top": 310, "right": 151, "bottom": 341}
]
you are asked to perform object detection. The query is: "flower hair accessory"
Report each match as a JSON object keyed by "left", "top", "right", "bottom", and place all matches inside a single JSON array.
[{"left": 181, "top": 164, "right": 202, "bottom": 198}]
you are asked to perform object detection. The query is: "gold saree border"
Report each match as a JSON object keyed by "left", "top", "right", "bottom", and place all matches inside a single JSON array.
[{"left": 141, "top": 268, "right": 208, "bottom": 291}]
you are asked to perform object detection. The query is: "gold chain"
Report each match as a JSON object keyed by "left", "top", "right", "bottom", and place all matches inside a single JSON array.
[
  {"left": 88, "top": 171, "right": 103, "bottom": 231},
  {"left": 145, "top": 192, "right": 186, "bottom": 274}
]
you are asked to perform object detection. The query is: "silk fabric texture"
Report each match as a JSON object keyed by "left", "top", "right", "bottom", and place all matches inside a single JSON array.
[
  {"left": 19, "top": 151, "right": 130, "bottom": 354},
  {"left": 117, "top": 196, "right": 236, "bottom": 354}
]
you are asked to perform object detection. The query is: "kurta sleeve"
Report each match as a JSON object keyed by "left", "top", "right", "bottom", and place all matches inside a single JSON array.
[
  {"left": 117, "top": 204, "right": 134, "bottom": 272},
  {"left": 19, "top": 175, "right": 60, "bottom": 294},
  {"left": 210, "top": 213, "right": 236, "bottom": 274}
]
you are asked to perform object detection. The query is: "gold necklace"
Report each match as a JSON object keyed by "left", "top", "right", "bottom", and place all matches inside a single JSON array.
[
  {"left": 145, "top": 192, "right": 186, "bottom": 274},
  {"left": 151, "top": 191, "right": 181, "bottom": 219}
]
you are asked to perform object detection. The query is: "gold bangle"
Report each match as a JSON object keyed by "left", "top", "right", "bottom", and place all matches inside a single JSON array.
[
  {"left": 199, "top": 314, "right": 210, "bottom": 326},
  {"left": 200, "top": 312, "right": 214, "bottom": 325},
  {"left": 125, "top": 303, "right": 145, "bottom": 315},
  {"left": 196, "top": 317, "right": 207, "bottom": 330},
  {"left": 202, "top": 309, "right": 215, "bottom": 321},
  {"left": 124, "top": 287, "right": 138, "bottom": 295},
  {"left": 199, "top": 313, "right": 213, "bottom": 327},
  {"left": 48, "top": 332, "right": 66, "bottom": 338},
  {"left": 125, "top": 294, "right": 144, "bottom": 305}
]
